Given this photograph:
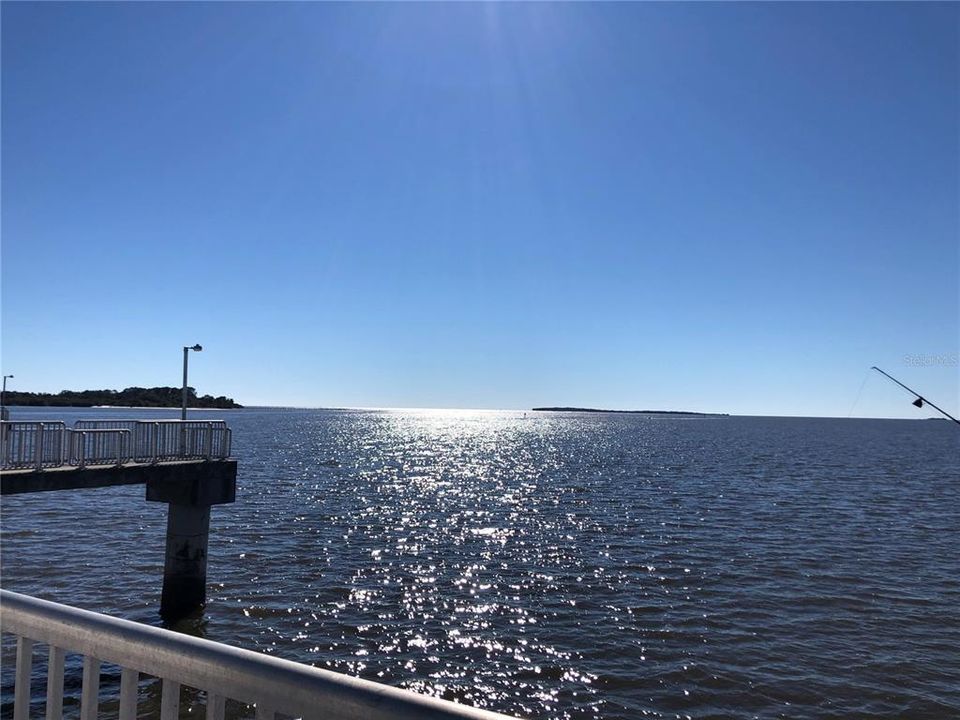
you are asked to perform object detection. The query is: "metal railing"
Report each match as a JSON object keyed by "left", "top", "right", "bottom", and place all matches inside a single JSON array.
[
  {"left": 1, "top": 420, "right": 232, "bottom": 470},
  {"left": 0, "top": 590, "right": 515, "bottom": 720},
  {"left": 74, "top": 420, "right": 232, "bottom": 462},
  {"left": 0, "top": 422, "right": 68, "bottom": 469},
  {"left": 69, "top": 429, "right": 131, "bottom": 468}
]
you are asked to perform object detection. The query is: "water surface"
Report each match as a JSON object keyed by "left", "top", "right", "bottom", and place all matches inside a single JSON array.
[{"left": 2, "top": 408, "right": 958, "bottom": 719}]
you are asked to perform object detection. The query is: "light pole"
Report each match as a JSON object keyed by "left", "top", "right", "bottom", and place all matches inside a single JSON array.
[
  {"left": 1, "top": 374, "right": 12, "bottom": 421},
  {"left": 182, "top": 345, "right": 202, "bottom": 421}
]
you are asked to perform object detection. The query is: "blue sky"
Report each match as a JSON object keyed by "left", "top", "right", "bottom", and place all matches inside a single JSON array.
[{"left": 2, "top": 2, "right": 957, "bottom": 417}]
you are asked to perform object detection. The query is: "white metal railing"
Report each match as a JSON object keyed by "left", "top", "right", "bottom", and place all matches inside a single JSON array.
[
  {"left": 0, "top": 422, "right": 67, "bottom": 469},
  {"left": 73, "top": 420, "right": 232, "bottom": 462},
  {"left": 0, "top": 590, "right": 515, "bottom": 720},
  {"left": 68, "top": 429, "right": 131, "bottom": 468},
  {"left": 1, "top": 421, "right": 232, "bottom": 470}
]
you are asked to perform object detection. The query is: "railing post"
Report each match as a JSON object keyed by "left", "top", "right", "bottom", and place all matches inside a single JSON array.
[
  {"left": 152, "top": 423, "right": 160, "bottom": 464},
  {"left": 119, "top": 668, "right": 138, "bottom": 720},
  {"left": 57, "top": 425, "right": 66, "bottom": 468},
  {"left": 205, "top": 422, "right": 213, "bottom": 460},
  {"left": 35, "top": 424, "right": 45, "bottom": 470},
  {"left": 14, "top": 636, "right": 33, "bottom": 720},
  {"left": 46, "top": 645, "right": 66, "bottom": 720},
  {"left": 80, "top": 656, "right": 100, "bottom": 720},
  {"left": 161, "top": 679, "right": 180, "bottom": 720},
  {"left": 206, "top": 693, "right": 225, "bottom": 720}
]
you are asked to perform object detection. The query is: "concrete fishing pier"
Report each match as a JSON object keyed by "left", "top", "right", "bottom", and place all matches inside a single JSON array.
[{"left": 0, "top": 419, "right": 237, "bottom": 620}]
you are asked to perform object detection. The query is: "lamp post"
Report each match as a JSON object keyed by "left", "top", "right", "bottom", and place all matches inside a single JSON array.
[
  {"left": 1, "top": 374, "right": 12, "bottom": 421},
  {"left": 182, "top": 345, "right": 202, "bottom": 421}
]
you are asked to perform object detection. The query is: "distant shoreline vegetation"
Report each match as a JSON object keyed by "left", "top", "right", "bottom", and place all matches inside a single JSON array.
[
  {"left": 4, "top": 387, "right": 242, "bottom": 409},
  {"left": 532, "top": 407, "right": 727, "bottom": 416}
]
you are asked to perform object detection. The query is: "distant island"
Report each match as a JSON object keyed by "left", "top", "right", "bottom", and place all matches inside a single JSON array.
[
  {"left": 532, "top": 407, "right": 727, "bottom": 416},
  {"left": 3, "top": 387, "right": 242, "bottom": 409}
]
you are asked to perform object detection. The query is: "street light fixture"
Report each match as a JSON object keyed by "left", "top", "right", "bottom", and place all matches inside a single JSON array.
[{"left": 182, "top": 345, "right": 203, "bottom": 420}]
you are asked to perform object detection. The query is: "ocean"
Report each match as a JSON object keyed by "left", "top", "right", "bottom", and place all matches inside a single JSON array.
[{"left": 2, "top": 407, "right": 958, "bottom": 719}]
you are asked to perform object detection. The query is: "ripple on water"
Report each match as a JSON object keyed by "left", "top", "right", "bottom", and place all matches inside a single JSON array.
[{"left": 2, "top": 409, "right": 959, "bottom": 719}]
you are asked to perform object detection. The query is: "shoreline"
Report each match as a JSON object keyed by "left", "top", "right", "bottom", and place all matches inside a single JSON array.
[{"left": 532, "top": 406, "right": 729, "bottom": 416}]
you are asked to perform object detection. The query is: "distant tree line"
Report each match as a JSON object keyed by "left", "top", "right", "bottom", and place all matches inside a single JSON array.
[{"left": 2, "top": 387, "right": 242, "bottom": 409}]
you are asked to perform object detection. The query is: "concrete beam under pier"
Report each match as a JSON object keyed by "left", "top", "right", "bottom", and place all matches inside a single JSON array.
[{"left": 0, "top": 459, "right": 237, "bottom": 496}]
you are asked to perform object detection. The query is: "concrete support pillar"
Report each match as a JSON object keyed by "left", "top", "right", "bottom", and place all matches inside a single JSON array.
[
  {"left": 160, "top": 504, "right": 211, "bottom": 621},
  {"left": 146, "top": 461, "right": 236, "bottom": 622}
]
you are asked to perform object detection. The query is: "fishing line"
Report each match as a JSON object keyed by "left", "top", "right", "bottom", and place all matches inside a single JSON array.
[{"left": 847, "top": 368, "right": 871, "bottom": 418}]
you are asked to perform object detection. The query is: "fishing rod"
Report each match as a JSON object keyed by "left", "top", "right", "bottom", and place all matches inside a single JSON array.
[{"left": 871, "top": 366, "right": 960, "bottom": 425}]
